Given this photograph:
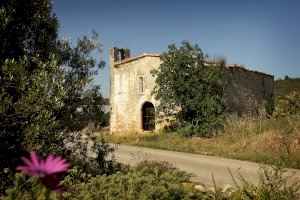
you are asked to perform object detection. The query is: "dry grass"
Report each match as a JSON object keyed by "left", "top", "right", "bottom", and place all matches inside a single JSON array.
[{"left": 101, "top": 116, "right": 300, "bottom": 169}]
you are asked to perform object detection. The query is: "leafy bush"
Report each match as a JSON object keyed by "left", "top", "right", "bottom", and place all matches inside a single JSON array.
[
  {"left": 100, "top": 112, "right": 110, "bottom": 127},
  {"left": 275, "top": 77, "right": 300, "bottom": 101},
  {"left": 274, "top": 91, "right": 300, "bottom": 117},
  {"left": 1, "top": 173, "right": 47, "bottom": 200},
  {"left": 1, "top": 162, "right": 205, "bottom": 200},
  {"left": 1, "top": 0, "right": 107, "bottom": 192},
  {"left": 229, "top": 165, "right": 300, "bottom": 200},
  {"left": 135, "top": 160, "right": 191, "bottom": 183},
  {"left": 151, "top": 41, "right": 227, "bottom": 137},
  {"left": 0, "top": 56, "right": 67, "bottom": 193},
  {"left": 177, "top": 124, "right": 198, "bottom": 137},
  {"left": 2, "top": 161, "right": 300, "bottom": 200},
  {"left": 62, "top": 132, "right": 123, "bottom": 176},
  {"left": 60, "top": 161, "right": 204, "bottom": 200}
]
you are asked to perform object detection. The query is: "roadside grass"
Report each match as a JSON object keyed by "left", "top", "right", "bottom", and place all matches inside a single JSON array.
[{"left": 101, "top": 116, "right": 300, "bottom": 169}]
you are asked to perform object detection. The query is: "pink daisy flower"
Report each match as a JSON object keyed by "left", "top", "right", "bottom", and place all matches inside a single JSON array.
[{"left": 17, "top": 151, "right": 70, "bottom": 190}]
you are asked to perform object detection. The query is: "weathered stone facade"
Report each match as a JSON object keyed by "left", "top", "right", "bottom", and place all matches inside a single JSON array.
[{"left": 110, "top": 47, "right": 274, "bottom": 134}]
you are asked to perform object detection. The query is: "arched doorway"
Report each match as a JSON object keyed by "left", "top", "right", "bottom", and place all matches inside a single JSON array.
[{"left": 142, "top": 102, "right": 155, "bottom": 131}]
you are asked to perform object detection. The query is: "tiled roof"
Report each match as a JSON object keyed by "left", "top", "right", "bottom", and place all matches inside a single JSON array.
[{"left": 114, "top": 53, "right": 273, "bottom": 77}]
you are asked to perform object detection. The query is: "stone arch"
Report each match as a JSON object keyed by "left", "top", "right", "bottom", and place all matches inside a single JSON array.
[{"left": 141, "top": 101, "right": 155, "bottom": 131}]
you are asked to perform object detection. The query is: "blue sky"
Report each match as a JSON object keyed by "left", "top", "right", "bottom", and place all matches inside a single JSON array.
[{"left": 53, "top": 0, "right": 300, "bottom": 98}]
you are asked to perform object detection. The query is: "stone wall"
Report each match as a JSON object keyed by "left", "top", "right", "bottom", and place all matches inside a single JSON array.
[
  {"left": 110, "top": 47, "right": 274, "bottom": 134},
  {"left": 223, "top": 66, "right": 274, "bottom": 117}
]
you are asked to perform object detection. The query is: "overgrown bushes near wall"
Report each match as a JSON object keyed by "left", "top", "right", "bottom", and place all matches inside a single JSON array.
[
  {"left": 274, "top": 91, "right": 300, "bottom": 117},
  {"left": 152, "top": 41, "right": 227, "bottom": 137},
  {"left": 1, "top": 161, "right": 299, "bottom": 200},
  {"left": 275, "top": 77, "right": 300, "bottom": 101}
]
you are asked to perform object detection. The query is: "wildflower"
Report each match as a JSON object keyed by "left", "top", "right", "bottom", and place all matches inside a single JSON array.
[{"left": 17, "top": 151, "right": 70, "bottom": 190}]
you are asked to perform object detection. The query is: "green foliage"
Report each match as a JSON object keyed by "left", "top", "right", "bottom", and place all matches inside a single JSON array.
[
  {"left": 229, "top": 165, "right": 300, "bottom": 200},
  {"left": 0, "top": 56, "right": 67, "bottom": 192},
  {"left": 0, "top": 0, "right": 59, "bottom": 65},
  {"left": 63, "top": 135, "right": 124, "bottom": 177},
  {"left": 177, "top": 124, "right": 196, "bottom": 137},
  {"left": 60, "top": 161, "right": 205, "bottom": 200},
  {"left": 1, "top": 138, "right": 124, "bottom": 199},
  {"left": 274, "top": 91, "right": 300, "bottom": 117},
  {"left": 103, "top": 112, "right": 110, "bottom": 126},
  {"left": 2, "top": 162, "right": 300, "bottom": 200},
  {"left": 135, "top": 160, "right": 192, "bottom": 183},
  {"left": 0, "top": 0, "right": 107, "bottom": 135},
  {"left": 0, "top": 0, "right": 107, "bottom": 193},
  {"left": 55, "top": 32, "right": 106, "bottom": 131},
  {"left": 151, "top": 41, "right": 227, "bottom": 137},
  {"left": 275, "top": 77, "right": 300, "bottom": 101},
  {"left": 1, "top": 162, "right": 204, "bottom": 200},
  {"left": 1, "top": 173, "right": 50, "bottom": 200}
]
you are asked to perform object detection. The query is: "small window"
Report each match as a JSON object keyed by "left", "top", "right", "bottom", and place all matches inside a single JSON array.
[
  {"left": 139, "top": 77, "right": 144, "bottom": 93},
  {"left": 118, "top": 75, "right": 122, "bottom": 94}
]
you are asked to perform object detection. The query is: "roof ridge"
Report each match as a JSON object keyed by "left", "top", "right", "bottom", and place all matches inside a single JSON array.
[
  {"left": 114, "top": 53, "right": 160, "bottom": 66},
  {"left": 114, "top": 53, "right": 273, "bottom": 77}
]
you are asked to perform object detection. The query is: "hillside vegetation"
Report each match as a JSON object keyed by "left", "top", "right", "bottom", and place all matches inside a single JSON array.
[{"left": 275, "top": 77, "right": 300, "bottom": 101}]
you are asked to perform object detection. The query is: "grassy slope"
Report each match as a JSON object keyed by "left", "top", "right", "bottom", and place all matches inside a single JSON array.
[
  {"left": 275, "top": 78, "right": 300, "bottom": 101},
  {"left": 103, "top": 116, "right": 300, "bottom": 169}
]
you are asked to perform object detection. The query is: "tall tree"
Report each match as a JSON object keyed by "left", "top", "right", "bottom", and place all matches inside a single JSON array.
[
  {"left": 0, "top": 0, "right": 59, "bottom": 65},
  {"left": 57, "top": 32, "right": 105, "bottom": 131},
  {"left": 151, "top": 41, "right": 226, "bottom": 137},
  {"left": 0, "top": 0, "right": 106, "bottom": 191}
]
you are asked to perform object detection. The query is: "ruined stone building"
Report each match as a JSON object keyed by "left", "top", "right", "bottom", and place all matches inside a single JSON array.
[{"left": 110, "top": 47, "right": 274, "bottom": 134}]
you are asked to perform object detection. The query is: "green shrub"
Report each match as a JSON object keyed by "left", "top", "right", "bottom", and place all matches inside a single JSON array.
[
  {"left": 62, "top": 133, "right": 122, "bottom": 177},
  {"left": 177, "top": 124, "right": 196, "bottom": 137},
  {"left": 229, "top": 165, "right": 300, "bottom": 200},
  {"left": 274, "top": 91, "right": 300, "bottom": 117},
  {"left": 1, "top": 0, "right": 107, "bottom": 192},
  {"left": 0, "top": 56, "right": 67, "bottom": 194},
  {"left": 2, "top": 162, "right": 207, "bottom": 200},
  {"left": 2, "top": 161, "right": 300, "bottom": 200},
  {"left": 151, "top": 41, "right": 227, "bottom": 138},
  {"left": 135, "top": 160, "right": 191, "bottom": 183},
  {"left": 1, "top": 173, "right": 48, "bottom": 200},
  {"left": 275, "top": 77, "right": 300, "bottom": 101},
  {"left": 61, "top": 161, "right": 203, "bottom": 200}
]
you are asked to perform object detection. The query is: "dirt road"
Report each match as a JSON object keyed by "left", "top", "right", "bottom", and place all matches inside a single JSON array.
[{"left": 111, "top": 144, "right": 300, "bottom": 187}]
